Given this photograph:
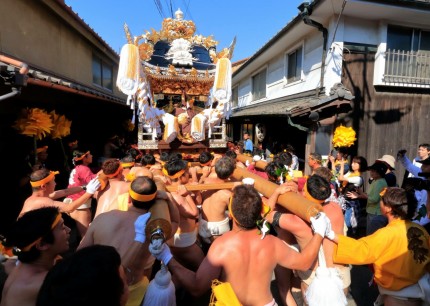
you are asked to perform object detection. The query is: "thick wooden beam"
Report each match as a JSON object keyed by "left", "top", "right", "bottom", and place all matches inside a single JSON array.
[
  {"left": 236, "top": 154, "right": 268, "bottom": 170},
  {"left": 165, "top": 182, "right": 237, "bottom": 192},
  {"left": 231, "top": 168, "right": 321, "bottom": 222}
]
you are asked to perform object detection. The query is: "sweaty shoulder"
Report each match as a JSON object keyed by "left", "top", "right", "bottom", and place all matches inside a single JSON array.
[
  {"left": 21, "top": 197, "right": 56, "bottom": 215},
  {"left": 323, "top": 201, "right": 344, "bottom": 231}
]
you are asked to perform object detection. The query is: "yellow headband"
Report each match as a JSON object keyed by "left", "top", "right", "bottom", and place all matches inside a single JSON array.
[
  {"left": 30, "top": 171, "right": 59, "bottom": 187},
  {"left": 121, "top": 162, "right": 135, "bottom": 169},
  {"left": 303, "top": 183, "right": 324, "bottom": 204},
  {"left": 73, "top": 151, "right": 90, "bottom": 162},
  {"left": 129, "top": 189, "right": 157, "bottom": 202},
  {"left": 21, "top": 213, "right": 62, "bottom": 252},
  {"left": 105, "top": 166, "right": 123, "bottom": 178},
  {"left": 162, "top": 168, "right": 186, "bottom": 179},
  {"left": 125, "top": 172, "right": 136, "bottom": 182}
]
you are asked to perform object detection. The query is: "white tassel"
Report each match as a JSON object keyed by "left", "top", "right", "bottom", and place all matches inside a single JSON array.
[
  {"left": 117, "top": 44, "right": 140, "bottom": 95},
  {"left": 306, "top": 247, "right": 347, "bottom": 306},
  {"left": 141, "top": 264, "right": 176, "bottom": 306}
]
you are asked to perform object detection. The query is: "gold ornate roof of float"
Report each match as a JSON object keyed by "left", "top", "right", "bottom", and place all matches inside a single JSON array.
[{"left": 125, "top": 8, "right": 233, "bottom": 96}]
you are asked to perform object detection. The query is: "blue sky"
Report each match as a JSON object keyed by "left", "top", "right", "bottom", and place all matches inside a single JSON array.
[{"left": 66, "top": 0, "right": 304, "bottom": 62}]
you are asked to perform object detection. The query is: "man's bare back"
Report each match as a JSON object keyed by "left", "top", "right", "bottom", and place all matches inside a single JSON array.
[
  {"left": 201, "top": 189, "right": 231, "bottom": 222},
  {"left": 79, "top": 208, "right": 151, "bottom": 277},
  {"left": 21, "top": 196, "right": 58, "bottom": 216},
  {"left": 95, "top": 180, "right": 129, "bottom": 217}
]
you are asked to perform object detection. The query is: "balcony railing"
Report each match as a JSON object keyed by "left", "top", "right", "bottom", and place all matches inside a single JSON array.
[{"left": 384, "top": 49, "right": 430, "bottom": 85}]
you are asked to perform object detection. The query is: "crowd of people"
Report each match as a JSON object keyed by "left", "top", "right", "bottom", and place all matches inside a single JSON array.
[{"left": 0, "top": 133, "right": 429, "bottom": 306}]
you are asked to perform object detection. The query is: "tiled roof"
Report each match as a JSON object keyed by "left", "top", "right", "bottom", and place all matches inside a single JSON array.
[{"left": 0, "top": 61, "right": 125, "bottom": 104}]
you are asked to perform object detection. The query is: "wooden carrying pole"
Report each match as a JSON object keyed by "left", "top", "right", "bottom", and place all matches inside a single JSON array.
[
  {"left": 145, "top": 178, "right": 172, "bottom": 240},
  {"left": 236, "top": 154, "right": 268, "bottom": 170},
  {"left": 231, "top": 168, "right": 322, "bottom": 222},
  {"left": 165, "top": 182, "right": 237, "bottom": 192}
]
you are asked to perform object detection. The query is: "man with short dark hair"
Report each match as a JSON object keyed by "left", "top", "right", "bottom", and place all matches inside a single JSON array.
[
  {"left": 243, "top": 132, "right": 253, "bottom": 154},
  {"left": 308, "top": 152, "right": 322, "bottom": 173},
  {"left": 21, "top": 169, "right": 100, "bottom": 216},
  {"left": 199, "top": 157, "right": 236, "bottom": 245},
  {"left": 150, "top": 185, "right": 330, "bottom": 305},
  {"left": 1, "top": 207, "right": 70, "bottom": 306},
  {"left": 79, "top": 176, "right": 179, "bottom": 306},
  {"left": 163, "top": 158, "right": 203, "bottom": 271},
  {"left": 94, "top": 159, "right": 130, "bottom": 217}
]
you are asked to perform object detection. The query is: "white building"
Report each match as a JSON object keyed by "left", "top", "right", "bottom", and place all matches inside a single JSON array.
[{"left": 229, "top": 0, "right": 430, "bottom": 173}]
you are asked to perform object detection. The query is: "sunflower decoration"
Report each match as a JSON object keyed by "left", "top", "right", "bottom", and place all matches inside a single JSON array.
[
  {"left": 124, "top": 119, "right": 135, "bottom": 132},
  {"left": 50, "top": 111, "right": 72, "bottom": 139},
  {"left": 332, "top": 125, "right": 356, "bottom": 148},
  {"left": 13, "top": 108, "right": 53, "bottom": 140}
]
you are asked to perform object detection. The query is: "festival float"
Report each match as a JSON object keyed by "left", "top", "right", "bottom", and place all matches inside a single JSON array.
[{"left": 117, "top": 8, "right": 235, "bottom": 155}]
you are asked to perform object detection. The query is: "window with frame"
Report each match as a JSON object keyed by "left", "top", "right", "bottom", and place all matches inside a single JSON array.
[
  {"left": 92, "top": 55, "right": 113, "bottom": 91},
  {"left": 252, "top": 69, "right": 266, "bottom": 101},
  {"left": 385, "top": 25, "right": 430, "bottom": 85},
  {"left": 387, "top": 25, "right": 430, "bottom": 53},
  {"left": 232, "top": 86, "right": 238, "bottom": 107},
  {"left": 287, "top": 46, "right": 303, "bottom": 83}
]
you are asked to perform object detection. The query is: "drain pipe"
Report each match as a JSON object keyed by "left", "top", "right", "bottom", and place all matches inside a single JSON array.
[
  {"left": 0, "top": 87, "right": 20, "bottom": 102},
  {"left": 298, "top": 2, "right": 328, "bottom": 90}
]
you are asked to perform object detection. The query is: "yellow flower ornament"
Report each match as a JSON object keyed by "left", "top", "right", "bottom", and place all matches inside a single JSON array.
[
  {"left": 50, "top": 111, "right": 72, "bottom": 139},
  {"left": 332, "top": 125, "right": 356, "bottom": 148},
  {"left": 13, "top": 108, "right": 53, "bottom": 140}
]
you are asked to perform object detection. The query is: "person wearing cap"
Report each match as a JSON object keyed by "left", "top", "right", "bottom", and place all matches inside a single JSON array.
[
  {"left": 347, "top": 161, "right": 388, "bottom": 235},
  {"left": 79, "top": 176, "right": 179, "bottom": 306},
  {"left": 65, "top": 150, "right": 97, "bottom": 238},
  {"left": 376, "top": 154, "right": 397, "bottom": 187},
  {"left": 94, "top": 159, "right": 130, "bottom": 218},
  {"left": 329, "top": 187, "right": 430, "bottom": 305},
  {"left": 20, "top": 169, "right": 100, "bottom": 217},
  {"left": 1, "top": 207, "right": 70, "bottom": 306}
]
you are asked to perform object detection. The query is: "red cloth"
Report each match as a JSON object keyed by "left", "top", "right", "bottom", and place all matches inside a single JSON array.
[
  {"left": 67, "top": 165, "right": 96, "bottom": 200},
  {"left": 246, "top": 163, "right": 268, "bottom": 180}
]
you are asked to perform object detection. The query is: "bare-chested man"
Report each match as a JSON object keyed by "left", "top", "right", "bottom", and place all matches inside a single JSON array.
[
  {"left": 20, "top": 169, "right": 100, "bottom": 217},
  {"left": 198, "top": 156, "right": 236, "bottom": 245},
  {"left": 266, "top": 174, "right": 348, "bottom": 305},
  {"left": 163, "top": 157, "right": 204, "bottom": 271},
  {"left": 150, "top": 185, "right": 331, "bottom": 306},
  {"left": 79, "top": 176, "right": 179, "bottom": 306},
  {"left": 94, "top": 159, "right": 130, "bottom": 217},
  {"left": 1, "top": 207, "right": 70, "bottom": 306}
]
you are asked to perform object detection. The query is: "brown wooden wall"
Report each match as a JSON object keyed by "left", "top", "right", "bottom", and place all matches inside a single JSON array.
[{"left": 341, "top": 50, "right": 430, "bottom": 184}]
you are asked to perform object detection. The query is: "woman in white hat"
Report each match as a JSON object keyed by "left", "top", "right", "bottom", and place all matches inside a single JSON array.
[{"left": 377, "top": 155, "right": 397, "bottom": 187}]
